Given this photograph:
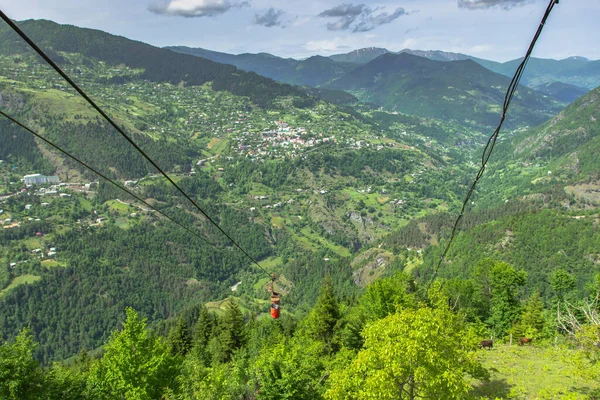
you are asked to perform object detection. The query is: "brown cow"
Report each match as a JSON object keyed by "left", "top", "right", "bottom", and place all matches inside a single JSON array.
[
  {"left": 519, "top": 337, "right": 533, "bottom": 346},
  {"left": 480, "top": 339, "right": 493, "bottom": 350}
]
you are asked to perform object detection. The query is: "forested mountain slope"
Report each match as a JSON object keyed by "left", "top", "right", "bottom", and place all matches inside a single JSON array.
[
  {"left": 476, "top": 84, "right": 600, "bottom": 206},
  {"left": 384, "top": 202, "right": 600, "bottom": 299},
  {"left": 325, "top": 52, "right": 563, "bottom": 128},
  {"left": 0, "top": 19, "right": 311, "bottom": 108},
  {"left": 166, "top": 46, "right": 357, "bottom": 87}
]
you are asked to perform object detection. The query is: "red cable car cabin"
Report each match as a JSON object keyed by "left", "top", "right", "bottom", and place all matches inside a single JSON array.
[{"left": 270, "top": 290, "right": 281, "bottom": 319}]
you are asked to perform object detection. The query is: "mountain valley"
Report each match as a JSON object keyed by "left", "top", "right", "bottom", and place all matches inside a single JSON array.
[{"left": 1, "top": 15, "right": 600, "bottom": 399}]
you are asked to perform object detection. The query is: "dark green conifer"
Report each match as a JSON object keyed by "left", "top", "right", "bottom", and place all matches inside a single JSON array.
[{"left": 168, "top": 317, "right": 193, "bottom": 357}]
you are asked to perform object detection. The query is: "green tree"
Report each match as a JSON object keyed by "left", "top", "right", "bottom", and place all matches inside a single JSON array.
[
  {"left": 0, "top": 328, "right": 45, "bottom": 400},
  {"left": 176, "top": 350, "right": 251, "bottom": 400},
  {"left": 253, "top": 337, "right": 325, "bottom": 400},
  {"left": 45, "top": 362, "right": 88, "bottom": 400},
  {"left": 300, "top": 276, "right": 340, "bottom": 351},
  {"left": 488, "top": 261, "right": 527, "bottom": 337},
  {"left": 340, "top": 273, "right": 416, "bottom": 350},
  {"left": 86, "top": 308, "right": 179, "bottom": 399},
  {"left": 550, "top": 269, "right": 576, "bottom": 302},
  {"left": 472, "top": 259, "right": 495, "bottom": 321},
  {"left": 325, "top": 306, "right": 487, "bottom": 400},
  {"left": 513, "top": 291, "right": 546, "bottom": 339},
  {"left": 168, "top": 317, "right": 193, "bottom": 357},
  {"left": 211, "top": 301, "right": 246, "bottom": 364},
  {"left": 192, "top": 306, "right": 217, "bottom": 367}
]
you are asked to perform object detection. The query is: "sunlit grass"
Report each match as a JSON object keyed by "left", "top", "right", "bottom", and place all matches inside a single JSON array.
[{"left": 472, "top": 344, "right": 599, "bottom": 399}]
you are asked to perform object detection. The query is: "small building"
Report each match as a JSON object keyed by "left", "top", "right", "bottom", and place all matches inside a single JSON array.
[
  {"left": 23, "top": 174, "right": 60, "bottom": 185},
  {"left": 25, "top": 204, "right": 32, "bottom": 210}
]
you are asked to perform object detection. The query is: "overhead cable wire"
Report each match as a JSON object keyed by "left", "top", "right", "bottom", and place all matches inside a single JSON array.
[
  {"left": 0, "top": 11, "right": 272, "bottom": 278},
  {"left": 426, "top": 0, "right": 560, "bottom": 291},
  {"left": 0, "top": 109, "right": 218, "bottom": 248}
]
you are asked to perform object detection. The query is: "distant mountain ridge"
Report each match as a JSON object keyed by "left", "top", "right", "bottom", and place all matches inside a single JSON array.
[
  {"left": 169, "top": 43, "right": 599, "bottom": 95},
  {"left": 329, "top": 48, "right": 600, "bottom": 91},
  {"left": 329, "top": 47, "right": 390, "bottom": 64},
  {"left": 324, "top": 52, "right": 563, "bottom": 128},
  {"left": 166, "top": 45, "right": 357, "bottom": 87},
  {"left": 530, "top": 82, "right": 589, "bottom": 103}
]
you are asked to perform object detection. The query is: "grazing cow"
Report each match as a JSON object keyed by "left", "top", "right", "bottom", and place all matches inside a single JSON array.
[
  {"left": 480, "top": 339, "right": 493, "bottom": 350},
  {"left": 519, "top": 337, "right": 533, "bottom": 346}
]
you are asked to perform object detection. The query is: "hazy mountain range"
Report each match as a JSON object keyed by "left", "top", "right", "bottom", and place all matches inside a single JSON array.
[{"left": 168, "top": 45, "right": 600, "bottom": 92}]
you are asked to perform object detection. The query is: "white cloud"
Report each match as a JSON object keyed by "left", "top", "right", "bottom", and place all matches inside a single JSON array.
[
  {"left": 458, "top": 0, "right": 535, "bottom": 10},
  {"left": 149, "top": 0, "right": 249, "bottom": 17},
  {"left": 469, "top": 44, "right": 492, "bottom": 53}
]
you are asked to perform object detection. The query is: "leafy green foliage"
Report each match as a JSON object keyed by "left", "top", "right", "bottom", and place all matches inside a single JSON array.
[
  {"left": 0, "top": 329, "right": 44, "bottom": 399},
  {"left": 253, "top": 337, "right": 326, "bottom": 399},
  {"left": 86, "top": 308, "right": 179, "bottom": 399},
  {"left": 339, "top": 273, "right": 417, "bottom": 350},
  {"left": 299, "top": 276, "right": 340, "bottom": 352},
  {"left": 416, "top": 208, "right": 600, "bottom": 303},
  {"left": 550, "top": 269, "right": 576, "bottom": 302},
  {"left": 211, "top": 301, "right": 246, "bottom": 363},
  {"left": 325, "top": 305, "right": 486, "bottom": 400},
  {"left": 514, "top": 291, "right": 546, "bottom": 339},
  {"left": 489, "top": 261, "right": 527, "bottom": 337}
]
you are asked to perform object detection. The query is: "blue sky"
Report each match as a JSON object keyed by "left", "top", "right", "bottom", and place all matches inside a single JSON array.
[{"left": 2, "top": 0, "right": 598, "bottom": 61}]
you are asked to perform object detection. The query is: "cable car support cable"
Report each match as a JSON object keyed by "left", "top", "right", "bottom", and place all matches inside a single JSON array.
[
  {"left": 0, "top": 10, "right": 272, "bottom": 279},
  {"left": 0, "top": 109, "right": 219, "bottom": 248},
  {"left": 426, "top": 0, "right": 560, "bottom": 292}
]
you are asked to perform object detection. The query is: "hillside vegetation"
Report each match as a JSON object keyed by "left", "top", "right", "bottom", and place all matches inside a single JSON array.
[
  {"left": 0, "top": 20, "right": 311, "bottom": 108},
  {"left": 325, "top": 53, "right": 563, "bottom": 128}
]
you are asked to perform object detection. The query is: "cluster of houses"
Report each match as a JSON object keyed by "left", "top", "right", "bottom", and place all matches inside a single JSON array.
[
  {"left": 9, "top": 246, "right": 58, "bottom": 269},
  {"left": 231, "top": 121, "right": 339, "bottom": 160}
]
